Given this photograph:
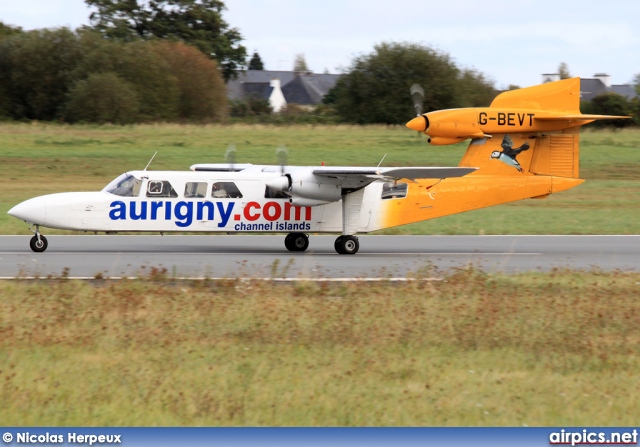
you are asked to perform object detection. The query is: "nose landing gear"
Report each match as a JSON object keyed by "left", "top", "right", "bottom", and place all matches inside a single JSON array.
[{"left": 29, "top": 225, "right": 48, "bottom": 252}]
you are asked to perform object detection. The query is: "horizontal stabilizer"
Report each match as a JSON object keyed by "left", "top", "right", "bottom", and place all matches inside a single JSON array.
[{"left": 535, "top": 114, "right": 630, "bottom": 121}]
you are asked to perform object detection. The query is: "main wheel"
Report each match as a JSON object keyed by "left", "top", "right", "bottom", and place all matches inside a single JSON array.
[
  {"left": 29, "top": 235, "right": 48, "bottom": 253},
  {"left": 335, "top": 235, "right": 359, "bottom": 255},
  {"left": 284, "top": 232, "right": 309, "bottom": 252},
  {"left": 334, "top": 236, "right": 344, "bottom": 253}
]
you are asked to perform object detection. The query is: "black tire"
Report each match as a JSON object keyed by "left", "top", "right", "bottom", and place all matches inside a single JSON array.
[
  {"left": 284, "top": 232, "right": 309, "bottom": 252},
  {"left": 335, "top": 235, "right": 359, "bottom": 255},
  {"left": 29, "top": 235, "right": 48, "bottom": 253},
  {"left": 334, "top": 236, "right": 344, "bottom": 253}
]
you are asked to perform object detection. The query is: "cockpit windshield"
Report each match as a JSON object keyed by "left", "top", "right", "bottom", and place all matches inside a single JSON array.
[{"left": 103, "top": 173, "right": 142, "bottom": 197}]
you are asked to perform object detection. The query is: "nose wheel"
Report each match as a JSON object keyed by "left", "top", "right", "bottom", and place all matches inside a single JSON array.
[
  {"left": 334, "top": 235, "right": 359, "bottom": 255},
  {"left": 284, "top": 232, "right": 309, "bottom": 252},
  {"left": 29, "top": 226, "right": 48, "bottom": 252}
]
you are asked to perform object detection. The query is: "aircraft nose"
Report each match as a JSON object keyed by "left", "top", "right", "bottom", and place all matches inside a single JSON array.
[
  {"left": 406, "top": 115, "right": 429, "bottom": 132},
  {"left": 7, "top": 196, "right": 46, "bottom": 225}
]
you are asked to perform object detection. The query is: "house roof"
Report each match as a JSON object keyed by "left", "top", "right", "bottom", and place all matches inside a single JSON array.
[
  {"left": 580, "top": 78, "right": 637, "bottom": 101},
  {"left": 227, "top": 70, "right": 341, "bottom": 105},
  {"left": 610, "top": 84, "right": 637, "bottom": 99},
  {"left": 241, "top": 82, "right": 273, "bottom": 101}
]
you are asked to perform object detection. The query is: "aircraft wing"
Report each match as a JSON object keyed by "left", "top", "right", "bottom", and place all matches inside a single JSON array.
[{"left": 312, "top": 166, "right": 477, "bottom": 181}]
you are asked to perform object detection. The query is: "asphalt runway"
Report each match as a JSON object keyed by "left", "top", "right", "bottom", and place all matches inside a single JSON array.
[{"left": 1, "top": 234, "right": 638, "bottom": 279}]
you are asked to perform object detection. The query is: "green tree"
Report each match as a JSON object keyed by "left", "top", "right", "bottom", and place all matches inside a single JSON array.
[
  {"left": 582, "top": 93, "right": 633, "bottom": 128},
  {"left": 73, "top": 37, "right": 180, "bottom": 121},
  {"left": 248, "top": 51, "right": 264, "bottom": 70},
  {"left": 329, "top": 42, "right": 494, "bottom": 124},
  {"left": 64, "top": 72, "right": 141, "bottom": 124},
  {"left": 0, "top": 22, "right": 23, "bottom": 40},
  {"left": 558, "top": 62, "right": 571, "bottom": 79},
  {"left": 633, "top": 73, "right": 640, "bottom": 96},
  {"left": 456, "top": 68, "right": 497, "bottom": 107},
  {"left": 152, "top": 41, "right": 227, "bottom": 121},
  {"left": 85, "top": 0, "right": 247, "bottom": 81},
  {"left": 0, "top": 28, "right": 85, "bottom": 120},
  {"left": 293, "top": 53, "right": 309, "bottom": 73}
]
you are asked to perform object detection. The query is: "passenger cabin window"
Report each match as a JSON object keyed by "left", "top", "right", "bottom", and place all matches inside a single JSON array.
[
  {"left": 381, "top": 182, "right": 408, "bottom": 200},
  {"left": 184, "top": 182, "right": 207, "bottom": 198},
  {"left": 211, "top": 182, "right": 242, "bottom": 199},
  {"left": 147, "top": 180, "right": 178, "bottom": 198},
  {"left": 105, "top": 173, "right": 142, "bottom": 197}
]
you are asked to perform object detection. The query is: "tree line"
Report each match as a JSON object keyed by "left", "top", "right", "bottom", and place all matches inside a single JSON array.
[
  {"left": 0, "top": 27, "right": 227, "bottom": 124},
  {"left": 0, "top": 0, "right": 637, "bottom": 126}
]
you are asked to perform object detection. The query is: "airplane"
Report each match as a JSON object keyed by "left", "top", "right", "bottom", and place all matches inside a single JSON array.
[{"left": 8, "top": 77, "right": 627, "bottom": 255}]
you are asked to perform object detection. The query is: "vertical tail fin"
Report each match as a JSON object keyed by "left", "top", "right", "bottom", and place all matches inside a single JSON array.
[{"left": 490, "top": 77, "right": 582, "bottom": 113}]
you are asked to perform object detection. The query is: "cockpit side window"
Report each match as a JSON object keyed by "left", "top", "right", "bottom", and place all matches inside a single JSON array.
[
  {"left": 147, "top": 180, "right": 178, "bottom": 198},
  {"left": 381, "top": 182, "right": 408, "bottom": 200},
  {"left": 211, "top": 182, "right": 243, "bottom": 199},
  {"left": 104, "top": 173, "right": 142, "bottom": 197}
]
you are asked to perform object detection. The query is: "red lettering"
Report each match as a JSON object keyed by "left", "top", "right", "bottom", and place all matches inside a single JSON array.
[
  {"left": 284, "top": 202, "right": 301, "bottom": 220},
  {"left": 263, "top": 202, "right": 281, "bottom": 221},
  {"left": 283, "top": 202, "right": 311, "bottom": 221},
  {"left": 244, "top": 202, "right": 261, "bottom": 221}
]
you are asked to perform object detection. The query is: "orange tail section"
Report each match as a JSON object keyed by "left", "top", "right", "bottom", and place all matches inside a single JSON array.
[{"left": 490, "top": 77, "right": 582, "bottom": 112}]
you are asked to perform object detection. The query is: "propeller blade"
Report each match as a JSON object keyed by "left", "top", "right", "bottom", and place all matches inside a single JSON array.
[{"left": 276, "top": 145, "right": 288, "bottom": 175}]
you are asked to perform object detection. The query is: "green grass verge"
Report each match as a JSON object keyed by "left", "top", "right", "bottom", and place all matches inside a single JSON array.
[
  {"left": 2, "top": 269, "right": 639, "bottom": 425},
  {"left": 1, "top": 123, "right": 639, "bottom": 235}
]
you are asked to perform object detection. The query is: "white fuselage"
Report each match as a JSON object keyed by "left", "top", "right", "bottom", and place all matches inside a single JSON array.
[{"left": 9, "top": 168, "right": 388, "bottom": 234}]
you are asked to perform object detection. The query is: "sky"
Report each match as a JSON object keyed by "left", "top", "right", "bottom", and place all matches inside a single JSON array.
[{"left": 1, "top": 0, "right": 639, "bottom": 89}]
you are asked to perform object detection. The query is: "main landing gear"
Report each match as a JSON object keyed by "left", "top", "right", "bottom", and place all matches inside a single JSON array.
[
  {"left": 284, "top": 190, "right": 364, "bottom": 255},
  {"left": 29, "top": 225, "right": 48, "bottom": 253},
  {"left": 334, "top": 235, "right": 359, "bottom": 255},
  {"left": 284, "top": 232, "right": 309, "bottom": 252},
  {"left": 283, "top": 232, "right": 360, "bottom": 255}
]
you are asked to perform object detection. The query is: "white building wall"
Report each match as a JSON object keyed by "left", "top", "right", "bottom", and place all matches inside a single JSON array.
[{"left": 269, "top": 79, "right": 287, "bottom": 113}]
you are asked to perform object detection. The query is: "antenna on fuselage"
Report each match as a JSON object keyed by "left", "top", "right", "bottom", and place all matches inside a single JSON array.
[
  {"left": 143, "top": 151, "right": 158, "bottom": 171},
  {"left": 377, "top": 154, "right": 387, "bottom": 168},
  {"left": 225, "top": 144, "right": 237, "bottom": 171}
]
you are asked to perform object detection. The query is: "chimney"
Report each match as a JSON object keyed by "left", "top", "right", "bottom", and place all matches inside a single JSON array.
[{"left": 594, "top": 73, "right": 611, "bottom": 88}]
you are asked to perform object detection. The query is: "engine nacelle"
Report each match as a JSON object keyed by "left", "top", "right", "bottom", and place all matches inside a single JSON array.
[
  {"left": 427, "top": 137, "right": 466, "bottom": 146},
  {"left": 407, "top": 109, "right": 486, "bottom": 144},
  {"left": 288, "top": 171, "right": 342, "bottom": 203},
  {"left": 265, "top": 171, "right": 342, "bottom": 206}
]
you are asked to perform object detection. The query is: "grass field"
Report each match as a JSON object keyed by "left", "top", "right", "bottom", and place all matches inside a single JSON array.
[
  {"left": 1, "top": 123, "right": 639, "bottom": 235},
  {"left": 1, "top": 124, "right": 639, "bottom": 427},
  {"left": 1, "top": 269, "right": 639, "bottom": 426}
]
